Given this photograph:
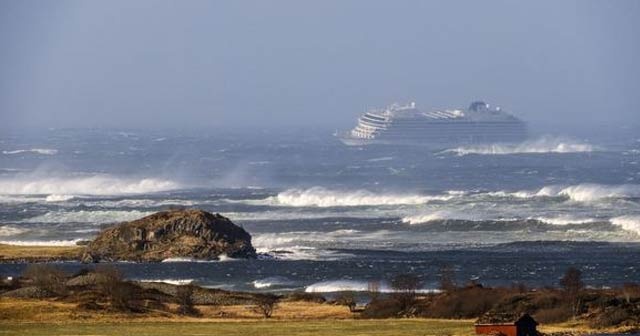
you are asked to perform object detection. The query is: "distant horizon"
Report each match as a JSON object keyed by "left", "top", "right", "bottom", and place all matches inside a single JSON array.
[{"left": 2, "top": 0, "right": 639, "bottom": 130}]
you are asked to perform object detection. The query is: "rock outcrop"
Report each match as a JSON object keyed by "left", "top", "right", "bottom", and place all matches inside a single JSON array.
[{"left": 82, "top": 209, "right": 256, "bottom": 262}]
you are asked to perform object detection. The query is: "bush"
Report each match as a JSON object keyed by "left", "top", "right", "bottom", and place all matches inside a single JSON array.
[
  {"left": 589, "top": 307, "right": 631, "bottom": 328},
  {"left": 334, "top": 291, "right": 357, "bottom": 312},
  {"left": 282, "top": 292, "right": 326, "bottom": 303},
  {"left": 90, "top": 266, "right": 139, "bottom": 312},
  {"left": 176, "top": 285, "right": 200, "bottom": 316},
  {"left": 22, "top": 264, "right": 68, "bottom": 296},
  {"left": 253, "top": 294, "right": 278, "bottom": 318},
  {"left": 534, "top": 306, "right": 573, "bottom": 323},
  {"left": 421, "top": 287, "right": 504, "bottom": 319},
  {"left": 361, "top": 297, "right": 404, "bottom": 318},
  {"left": 390, "top": 273, "right": 422, "bottom": 316}
]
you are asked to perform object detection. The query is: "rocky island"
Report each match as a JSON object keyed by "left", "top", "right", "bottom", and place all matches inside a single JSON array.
[
  {"left": 0, "top": 209, "right": 256, "bottom": 263},
  {"left": 82, "top": 209, "right": 257, "bottom": 262}
]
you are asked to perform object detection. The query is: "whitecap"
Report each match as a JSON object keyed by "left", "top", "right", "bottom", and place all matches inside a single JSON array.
[
  {"left": 2, "top": 148, "right": 58, "bottom": 155},
  {"left": 533, "top": 215, "right": 599, "bottom": 225},
  {"left": 0, "top": 226, "right": 28, "bottom": 237},
  {"left": 304, "top": 280, "right": 440, "bottom": 294},
  {"left": 138, "top": 279, "right": 194, "bottom": 285},
  {"left": 21, "top": 210, "right": 152, "bottom": 224},
  {"left": 262, "top": 187, "right": 453, "bottom": 207},
  {"left": 610, "top": 215, "right": 640, "bottom": 235},
  {"left": 161, "top": 257, "right": 216, "bottom": 263},
  {"left": 252, "top": 276, "right": 293, "bottom": 289},
  {"left": 45, "top": 194, "right": 75, "bottom": 202},
  {"left": 442, "top": 136, "right": 594, "bottom": 156},
  {"left": 0, "top": 175, "right": 182, "bottom": 196},
  {"left": 367, "top": 156, "right": 394, "bottom": 162},
  {"left": 486, "top": 183, "right": 640, "bottom": 202}
]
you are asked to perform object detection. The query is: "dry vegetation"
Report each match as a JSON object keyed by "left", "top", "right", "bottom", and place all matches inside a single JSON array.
[
  {"left": 0, "top": 243, "right": 84, "bottom": 262},
  {"left": 1, "top": 261, "right": 640, "bottom": 334}
]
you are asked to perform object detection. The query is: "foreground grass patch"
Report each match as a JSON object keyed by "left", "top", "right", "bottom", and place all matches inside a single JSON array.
[
  {"left": 0, "top": 244, "right": 83, "bottom": 261},
  {"left": 0, "top": 320, "right": 474, "bottom": 336}
]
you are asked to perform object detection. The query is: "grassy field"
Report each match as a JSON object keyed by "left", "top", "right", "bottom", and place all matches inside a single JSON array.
[
  {"left": 0, "top": 243, "right": 83, "bottom": 262},
  {"left": 0, "top": 298, "right": 619, "bottom": 336},
  {"left": 0, "top": 320, "right": 475, "bottom": 336},
  {"left": 0, "top": 298, "right": 475, "bottom": 335}
]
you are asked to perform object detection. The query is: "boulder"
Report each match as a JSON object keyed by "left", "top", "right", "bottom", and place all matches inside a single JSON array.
[
  {"left": 82, "top": 209, "right": 256, "bottom": 262},
  {"left": 1, "top": 286, "right": 54, "bottom": 299}
]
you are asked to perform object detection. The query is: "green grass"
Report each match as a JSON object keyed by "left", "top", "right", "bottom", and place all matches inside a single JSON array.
[{"left": 0, "top": 320, "right": 474, "bottom": 336}]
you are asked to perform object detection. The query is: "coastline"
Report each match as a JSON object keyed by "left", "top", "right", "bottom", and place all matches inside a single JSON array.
[{"left": 1, "top": 242, "right": 639, "bottom": 334}]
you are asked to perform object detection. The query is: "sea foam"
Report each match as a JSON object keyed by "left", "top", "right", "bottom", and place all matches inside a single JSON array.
[
  {"left": 305, "top": 280, "right": 440, "bottom": 293},
  {"left": 0, "top": 226, "right": 28, "bottom": 237},
  {"left": 443, "top": 137, "right": 594, "bottom": 156},
  {"left": 401, "top": 210, "right": 474, "bottom": 224},
  {"left": 611, "top": 216, "right": 640, "bottom": 235},
  {"left": 138, "top": 279, "right": 195, "bottom": 285},
  {"left": 2, "top": 148, "right": 58, "bottom": 155},
  {"left": 0, "top": 175, "right": 181, "bottom": 196},
  {"left": 267, "top": 187, "right": 452, "bottom": 207},
  {"left": 22, "top": 210, "right": 152, "bottom": 224},
  {"left": 489, "top": 183, "right": 640, "bottom": 202}
]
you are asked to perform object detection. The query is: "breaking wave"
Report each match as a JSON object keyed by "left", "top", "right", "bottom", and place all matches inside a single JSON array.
[
  {"left": 443, "top": 137, "right": 594, "bottom": 156},
  {"left": 0, "top": 175, "right": 182, "bottom": 196},
  {"left": 0, "top": 226, "right": 28, "bottom": 237},
  {"left": 265, "top": 187, "right": 453, "bottom": 207},
  {"left": 138, "top": 279, "right": 195, "bottom": 285},
  {"left": 22, "top": 210, "right": 152, "bottom": 224},
  {"left": 45, "top": 194, "right": 75, "bottom": 202},
  {"left": 610, "top": 216, "right": 640, "bottom": 235},
  {"left": 489, "top": 184, "right": 640, "bottom": 202},
  {"left": 402, "top": 210, "right": 477, "bottom": 224},
  {"left": 2, "top": 148, "right": 58, "bottom": 155},
  {"left": 305, "top": 280, "right": 440, "bottom": 293},
  {"left": 533, "top": 215, "right": 599, "bottom": 225},
  {"left": 252, "top": 276, "right": 294, "bottom": 289}
]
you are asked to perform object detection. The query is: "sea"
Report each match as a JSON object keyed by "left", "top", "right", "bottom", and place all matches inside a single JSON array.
[{"left": 0, "top": 127, "right": 639, "bottom": 293}]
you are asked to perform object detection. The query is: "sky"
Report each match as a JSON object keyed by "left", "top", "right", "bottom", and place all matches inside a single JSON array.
[{"left": 1, "top": 0, "right": 639, "bottom": 130}]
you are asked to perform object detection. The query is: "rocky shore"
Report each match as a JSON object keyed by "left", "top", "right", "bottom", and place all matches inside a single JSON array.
[{"left": 1, "top": 209, "right": 256, "bottom": 263}]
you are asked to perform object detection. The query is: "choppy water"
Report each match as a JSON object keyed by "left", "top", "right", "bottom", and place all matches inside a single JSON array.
[{"left": 1, "top": 128, "right": 639, "bottom": 292}]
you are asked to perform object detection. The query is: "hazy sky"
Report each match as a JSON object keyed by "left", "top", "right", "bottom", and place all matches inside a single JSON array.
[{"left": 1, "top": 0, "right": 639, "bottom": 130}]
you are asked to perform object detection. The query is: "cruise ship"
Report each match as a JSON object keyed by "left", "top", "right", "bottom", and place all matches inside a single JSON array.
[{"left": 337, "top": 101, "right": 527, "bottom": 147}]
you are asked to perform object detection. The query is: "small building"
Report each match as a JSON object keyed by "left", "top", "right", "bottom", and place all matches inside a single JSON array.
[{"left": 475, "top": 313, "right": 538, "bottom": 336}]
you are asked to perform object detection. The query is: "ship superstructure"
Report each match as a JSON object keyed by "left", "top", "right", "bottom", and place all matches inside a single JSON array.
[{"left": 338, "top": 101, "right": 527, "bottom": 147}]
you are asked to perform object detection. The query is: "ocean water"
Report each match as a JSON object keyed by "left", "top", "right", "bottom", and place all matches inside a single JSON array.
[{"left": 1, "top": 128, "right": 639, "bottom": 292}]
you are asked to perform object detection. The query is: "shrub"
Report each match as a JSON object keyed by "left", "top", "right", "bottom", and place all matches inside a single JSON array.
[
  {"left": 91, "top": 266, "right": 138, "bottom": 312},
  {"left": 390, "top": 273, "right": 422, "bottom": 316},
  {"left": 334, "top": 291, "right": 357, "bottom": 312},
  {"left": 361, "top": 297, "right": 404, "bottom": 318},
  {"left": 22, "top": 264, "right": 68, "bottom": 296},
  {"left": 253, "top": 294, "right": 278, "bottom": 318},
  {"left": 534, "top": 306, "right": 573, "bottom": 323},
  {"left": 439, "top": 265, "right": 457, "bottom": 292},
  {"left": 176, "top": 285, "right": 200, "bottom": 316},
  {"left": 282, "top": 292, "right": 326, "bottom": 303},
  {"left": 621, "top": 283, "right": 640, "bottom": 303},
  {"left": 588, "top": 307, "right": 631, "bottom": 328}
]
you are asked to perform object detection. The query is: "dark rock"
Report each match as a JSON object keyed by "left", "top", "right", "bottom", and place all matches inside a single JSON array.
[
  {"left": 1, "top": 286, "right": 55, "bottom": 299},
  {"left": 83, "top": 209, "right": 256, "bottom": 262},
  {"left": 136, "top": 281, "right": 259, "bottom": 305}
]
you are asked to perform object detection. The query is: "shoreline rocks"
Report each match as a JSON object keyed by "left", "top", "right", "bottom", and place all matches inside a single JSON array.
[{"left": 80, "top": 209, "right": 256, "bottom": 263}]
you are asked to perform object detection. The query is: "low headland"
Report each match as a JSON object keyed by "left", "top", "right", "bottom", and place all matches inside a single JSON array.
[{"left": 1, "top": 209, "right": 639, "bottom": 335}]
